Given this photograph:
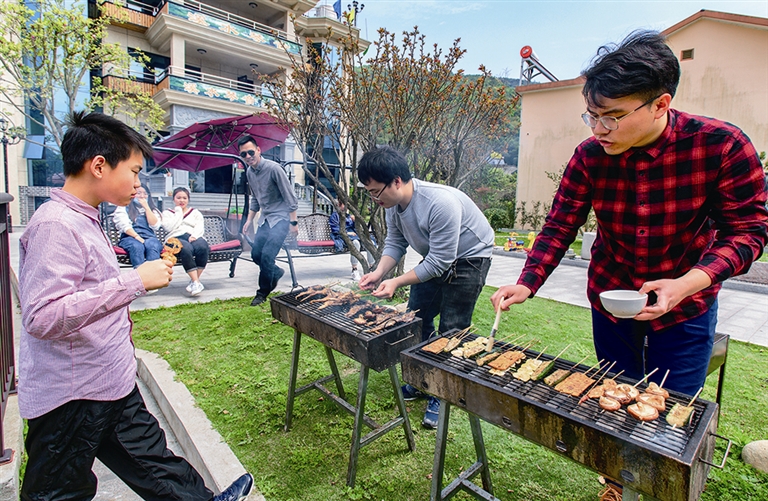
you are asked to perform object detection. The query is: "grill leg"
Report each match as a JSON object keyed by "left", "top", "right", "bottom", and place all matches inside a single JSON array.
[
  {"left": 284, "top": 329, "right": 302, "bottom": 432},
  {"left": 430, "top": 400, "right": 451, "bottom": 501},
  {"left": 469, "top": 414, "right": 493, "bottom": 494},
  {"left": 388, "top": 366, "right": 416, "bottom": 451},
  {"left": 325, "top": 346, "right": 346, "bottom": 400},
  {"left": 347, "top": 365, "right": 370, "bottom": 488}
]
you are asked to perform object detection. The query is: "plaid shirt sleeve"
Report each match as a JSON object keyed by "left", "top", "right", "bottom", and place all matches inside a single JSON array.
[
  {"left": 691, "top": 127, "right": 768, "bottom": 284},
  {"left": 517, "top": 152, "right": 593, "bottom": 295}
]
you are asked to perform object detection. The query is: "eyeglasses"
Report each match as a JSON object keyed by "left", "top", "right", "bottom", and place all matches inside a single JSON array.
[
  {"left": 239, "top": 150, "right": 257, "bottom": 158},
  {"left": 366, "top": 183, "right": 390, "bottom": 201},
  {"left": 581, "top": 95, "right": 661, "bottom": 131}
]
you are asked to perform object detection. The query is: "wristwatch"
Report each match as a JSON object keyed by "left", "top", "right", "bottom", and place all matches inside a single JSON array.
[{"left": 290, "top": 220, "right": 298, "bottom": 226}]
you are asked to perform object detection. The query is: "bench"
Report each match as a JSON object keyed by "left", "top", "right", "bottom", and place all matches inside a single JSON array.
[
  {"left": 280, "top": 213, "right": 349, "bottom": 290},
  {"left": 106, "top": 214, "right": 243, "bottom": 278}
]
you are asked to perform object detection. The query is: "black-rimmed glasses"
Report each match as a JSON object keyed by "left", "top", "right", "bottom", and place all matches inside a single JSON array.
[
  {"left": 581, "top": 95, "right": 661, "bottom": 131},
  {"left": 239, "top": 150, "right": 257, "bottom": 158},
  {"left": 367, "top": 183, "right": 390, "bottom": 201}
]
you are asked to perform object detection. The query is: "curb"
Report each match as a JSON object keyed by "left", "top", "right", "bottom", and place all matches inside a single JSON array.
[
  {"left": 492, "top": 248, "right": 768, "bottom": 294},
  {"left": 135, "top": 350, "right": 265, "bottom": 500},
  {"left": 0, "top": 394, "right": 22, "bottom": 499}
]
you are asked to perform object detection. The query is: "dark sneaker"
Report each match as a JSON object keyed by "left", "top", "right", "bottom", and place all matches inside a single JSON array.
[
  {"left": 250, "top": 294, "right": 267, "bottom": 306},
  {"left": 401, "top": 383, "right": 426, "bottom": 401},
  {"left": 213, "top": 473, "right": 253, "bottom": 501},
  {"left": 422, "top": 396, "right": 440, "bottom": 429}
]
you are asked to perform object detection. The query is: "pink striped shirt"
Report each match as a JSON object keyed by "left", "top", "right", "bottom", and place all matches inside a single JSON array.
[{"left": 18, "top": 189, "right": 147, "bottom": 419}]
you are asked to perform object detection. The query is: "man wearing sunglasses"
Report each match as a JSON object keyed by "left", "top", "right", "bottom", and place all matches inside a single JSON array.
[
  {"left": 358, "top": 146, "right": 495, "bottom": 429},
  {"left": 238, "top": 135, "right": 299, "bottom": 306}
]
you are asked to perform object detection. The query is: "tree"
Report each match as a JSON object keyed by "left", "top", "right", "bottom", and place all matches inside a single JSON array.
[
  {"left": 0, "top": 0, "right": 163, "bottom": 153},
  {"left": 263, "top": 25, "right": 518, "bottom": 273}
]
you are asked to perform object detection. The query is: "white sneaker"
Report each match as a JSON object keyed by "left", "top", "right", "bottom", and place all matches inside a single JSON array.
[
  {"left": 186, "top": 281, "right": 195, "bottom": 293},
  {"left": 351, "top": 269, "right": 361, "bottom": 281},
  {"left": 190, "top": 281, "right": 204, "bottom": 296}
]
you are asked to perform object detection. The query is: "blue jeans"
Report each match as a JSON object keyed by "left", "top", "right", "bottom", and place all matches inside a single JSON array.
[
  {"left": 408, "top": 257, "right": 492, "bottom": 342},
  {"left": 118, "top": 236, "right": 163, "bottom": 268},
  {"left": 251, "top": 219, "right": 289, "bottom": 297},
  {"left": 591, "top": 299, "right": 718, "bottom": 396}
]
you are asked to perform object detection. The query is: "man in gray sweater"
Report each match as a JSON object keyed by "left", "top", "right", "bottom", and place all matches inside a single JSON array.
[
  {"left": 358, "top": 146, "right": 494, "bottom": 428},
  {"left": 239, "top": 135, "right": 299, "bottom": 306}
]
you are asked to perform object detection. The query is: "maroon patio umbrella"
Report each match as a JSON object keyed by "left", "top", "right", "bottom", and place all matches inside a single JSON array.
[{"left": 152, "top": 112, "right": 292, "bottom": 172}]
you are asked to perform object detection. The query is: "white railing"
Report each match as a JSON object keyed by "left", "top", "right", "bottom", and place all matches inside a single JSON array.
[{"left": 159, "top": 66, "right": 265, "bottom": 95}]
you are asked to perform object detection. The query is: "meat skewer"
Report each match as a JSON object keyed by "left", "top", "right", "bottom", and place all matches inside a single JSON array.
[
  {"left": 531, "top": 344, "right": 571, "bottom": 381},
  {"left": 579, "top": 361, "right": 617, "bottom": 404}
]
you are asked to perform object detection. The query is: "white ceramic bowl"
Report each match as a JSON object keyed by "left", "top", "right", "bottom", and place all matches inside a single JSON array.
[{"left": 599, "top": 290, "right": 648, "bottom": 319}]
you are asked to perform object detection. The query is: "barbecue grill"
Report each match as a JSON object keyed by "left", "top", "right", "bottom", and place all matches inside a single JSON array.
[
  {"left": 401, "top": 331, "right": 731, "bottom": 501},
  {"left": 270, "top": 287, "right": 423, "bottom": 487}
]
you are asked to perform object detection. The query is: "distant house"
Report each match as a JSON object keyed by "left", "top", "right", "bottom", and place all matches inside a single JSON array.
[{"left": 515, "top": 10, "right": 768, "bottom": 208}]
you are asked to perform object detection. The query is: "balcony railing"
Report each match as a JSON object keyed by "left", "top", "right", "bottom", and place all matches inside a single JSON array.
[
  {"left": 161, "top": 1, "right": 302, "bottom": 55},
  {"left": 156, "top": 66, "right": 275, "bottom": 108},
  {"left": 98, "top": 0, "right": 302, "bottom": 54},
  {"left": 0, "top": 193, "right": 16, "bottom": 464},
  {"left": 102, "top": 74, "right": 158, "bottom": 95}
]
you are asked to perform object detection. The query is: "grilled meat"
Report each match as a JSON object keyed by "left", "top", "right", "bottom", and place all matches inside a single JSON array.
[
  {"left": 627, "top": 401, "right": 659, "bottom": 422},
  {"left": 637, "top": 393, "right": 666, "bottom": 412},
  {"left": 487, "top": 350, "right": 526, "bottom": 371},
  {"left": 555, "top": 372, "right": 595, "bottom": 397},
  {"left": 616, "top": 384, "right": 639, "bottom": 400},
  {"left": 645, "top": 382, "right": 670, "bottom": 399},
  {"left": 423, "top": 337, "right": 450, "bottom": 354},
  {"left": 599, "top": 395, "right": 622, "bottom": 411}
]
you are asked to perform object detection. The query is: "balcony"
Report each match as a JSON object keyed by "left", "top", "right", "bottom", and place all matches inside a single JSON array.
[
  {"left": 102, "top": 74, "right": 157, "bottom": 95},
  {"left": 146, "top": 1, "right": 301, "bottom": 65},
  {"left": 153, "top": 66, "right": 275, "bottom": 115}
]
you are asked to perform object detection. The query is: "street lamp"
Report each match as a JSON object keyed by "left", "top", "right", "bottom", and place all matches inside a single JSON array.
[
  {"left": 347, "top": 0, "right": 364, "bottom": 26},
  {"left": 0, "top": 117, "right": 22, "bottom": 233}
]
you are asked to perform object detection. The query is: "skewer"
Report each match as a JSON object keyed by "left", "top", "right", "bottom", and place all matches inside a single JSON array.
[
  {"left": 551, "top": 344, "right": 571, "bottom": 363},
  {"left": 686, "top": 387, "right": 703, "bottom": 407},
  {"left": 579, "top": 361, "right": 617, "bottom": 405},
  {"left": 632, "top": 367, "right": 659, "bottom": 388},
  {"left": 568, "top": 354, "right": 591, "bottom": 371},
  {"left": 533, "top": 346, "right": 548, "bottom": 361},
  {"left": 584, "top": 359, "right": 605, "bottom": 377},
  {"left": 659, "top": 369, "right": 670, "bottom": 389}
]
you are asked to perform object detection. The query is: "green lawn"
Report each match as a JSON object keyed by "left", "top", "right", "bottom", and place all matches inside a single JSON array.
[{"left": 131, "top": 289, "right": 768, "bottom": 501}]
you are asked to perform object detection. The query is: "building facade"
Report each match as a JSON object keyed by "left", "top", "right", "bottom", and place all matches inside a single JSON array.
[{"left": 6, "top": 0, "right": 365, "bottom": 224}]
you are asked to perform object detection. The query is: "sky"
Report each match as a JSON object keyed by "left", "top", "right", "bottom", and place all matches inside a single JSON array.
[{"left": 337, "top": 0, "right": 768, "bottom": 81}]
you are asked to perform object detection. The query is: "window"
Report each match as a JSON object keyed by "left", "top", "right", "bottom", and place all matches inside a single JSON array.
[{"left": 681, "top": 49, "right": 694, "bottom": 61}]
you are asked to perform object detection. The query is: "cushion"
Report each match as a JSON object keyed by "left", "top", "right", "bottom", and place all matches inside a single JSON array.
[
  {"left": 210, "top": 240, "right": 242, "bottom": 252},
  {"left": 297, "top": 240, "right": 335, "bottom": 248},
  {"left": 113, "top": 246, "right": 128, "bottom": 256}
]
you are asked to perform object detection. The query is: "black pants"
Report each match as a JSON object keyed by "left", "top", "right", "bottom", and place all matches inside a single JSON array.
[
  {"left": 22, "top": 385, "right": 213, "bottom": 501},
  {"left": 177, "top": 235, "right": 210, "bottom": 273},
  {"left": 408, "top": 257, "right": 492, "bottom": 342}
]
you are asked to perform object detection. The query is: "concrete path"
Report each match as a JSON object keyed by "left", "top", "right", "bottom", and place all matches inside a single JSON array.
[{"left": 7, "top": 228, "right": 767, "bottom": 498}]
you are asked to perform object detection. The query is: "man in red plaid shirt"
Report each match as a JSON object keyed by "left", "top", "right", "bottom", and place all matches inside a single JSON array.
[{"left": 491, "top": 31, "right": 768, "bottom": 397}]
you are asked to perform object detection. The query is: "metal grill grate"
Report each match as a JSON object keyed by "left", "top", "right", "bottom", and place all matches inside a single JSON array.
[
  {"left": 274, "top": 289, "right": 411, "bottom": 340},
  {"left": 414, "top": 334, "right": 706, "bottom": 457}
]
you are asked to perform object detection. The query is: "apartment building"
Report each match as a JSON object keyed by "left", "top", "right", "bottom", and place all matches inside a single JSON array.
[{"left": 11, "top": 0, "right": 365, "bottom": 224}]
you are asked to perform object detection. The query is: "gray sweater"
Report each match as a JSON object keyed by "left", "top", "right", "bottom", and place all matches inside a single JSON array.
[
  {"left": 246, "top": 158, "right": 298, "bottom": 227},
  {"left": 383, "top": 179, "right": 494, "bottom": 282}
]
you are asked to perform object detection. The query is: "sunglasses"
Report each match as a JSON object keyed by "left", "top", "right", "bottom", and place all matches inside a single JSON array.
[{"left": 239, "top": 150, "right": 257, "bottom": 158}]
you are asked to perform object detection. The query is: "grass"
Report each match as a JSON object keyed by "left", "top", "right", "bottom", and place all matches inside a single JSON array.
[{"left": 131, "top": 289, "right": 768, "bottom": 501}]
